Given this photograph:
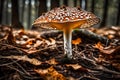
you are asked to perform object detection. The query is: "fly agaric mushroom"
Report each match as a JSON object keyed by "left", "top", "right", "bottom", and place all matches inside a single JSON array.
[{"left": 33, "top": 6, "right": 100, "bottom": 59}]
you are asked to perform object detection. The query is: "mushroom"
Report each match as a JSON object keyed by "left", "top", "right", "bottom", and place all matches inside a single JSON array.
[{"left": 33, "top": 6, "right": 100, "bottom": 59}]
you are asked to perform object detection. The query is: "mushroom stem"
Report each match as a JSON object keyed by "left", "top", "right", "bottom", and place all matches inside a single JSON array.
[{"left": 63, "top": 27, "right": 72, "bottom": 59}]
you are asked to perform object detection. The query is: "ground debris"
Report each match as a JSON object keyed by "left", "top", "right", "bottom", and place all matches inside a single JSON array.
[{"left": 0, "top": 25, "right": 120, "bottom": 80}]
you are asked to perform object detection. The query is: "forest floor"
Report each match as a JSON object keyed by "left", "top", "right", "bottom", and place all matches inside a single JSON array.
[{"left": 0, "top": 25, "right": 120, "bottom": 80}]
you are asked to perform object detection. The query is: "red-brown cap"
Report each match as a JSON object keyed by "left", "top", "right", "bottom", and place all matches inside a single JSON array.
[{"left": 33, "top": 6, "right": 100, "bottom": 30}]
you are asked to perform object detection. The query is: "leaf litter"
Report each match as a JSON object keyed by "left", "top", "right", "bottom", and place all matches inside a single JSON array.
[{"left": 0, "top": 25, "right": 120, "bottom": 80}]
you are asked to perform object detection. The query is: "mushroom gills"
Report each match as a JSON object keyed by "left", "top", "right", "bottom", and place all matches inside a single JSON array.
[{"left": 49, "top": 20, "right": 87, "bottom": 30}]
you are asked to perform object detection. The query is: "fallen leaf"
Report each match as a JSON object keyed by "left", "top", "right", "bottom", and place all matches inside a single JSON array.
[
  {"left": 33, "top": 40, "right": 43, "bottom": 48},
  {"left": 17, "top": 29, "right": 25, "bottom": 36},
  {"left": 72, "top": 38, "right": 82, "bottom": 45},
  {"left": 66, "top": 64, "right": 82, "bottom": 70},
  {"left": 94, "top": 42, "right": 119, "bottom": 55},
  {"left": 66, "top": 64, "right": 88, "bottom": 72},
  {"left": 46, "top": 58, "right": 58, "bottom": 65},
  {"left": 100, "top": 48, "right": 115, "bottom": 55},
  {"left": 49, "top": 38, "right": 56, "bottom": 45},
  {"left": 45, "top": 38, "right": 56, "bottom": 45},
  {"left": 25, "top": 39, "right": 35, "bottom": 45},
  {"left": 94, "top": 42, "right": 104, "bottom": 50},
  {"left": 66, "top": 77, "right": 76, "bottom": 80},
  {"left": 107, "top": 34, "right": 114, "bottom": 39},
  {"left": 35, "top": 66, "right": 66, "bottom": 80}
]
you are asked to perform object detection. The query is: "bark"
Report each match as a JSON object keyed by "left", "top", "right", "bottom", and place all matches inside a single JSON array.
[
  {"left": 63, "top": 0, "right": 68, "bottom": 6},
  {"left": 74, "top": 0, "right": 77, "bottom": 7},
  {"left": 85, "top": 0, "right": 87, "bottom": 10},
  {"left": 100, "top": 0, "right": 109, "bottom": 27},
  {"left": 51, "top": 0, "right": 59, "bottom": 9},
  {"left": 116, "top": 0, "right": 120, "bottom": 25},
  {"left": 28, "top": 0, "right": 31, "bottom": 28},
  {"left": 5, "top": 0, "right": 8, "bottom": 24},
  {"left": 38, "top": 0, "right": 47, "bottom": 16},
  {"left": 79, "top": 0, "right": 82, "bottom": 8},
  {"left": 21, "top": 0, "right": 25, "bottom": 22},
  {"left": 91, "top": 0, "right": 95, "bottom": 13},
  {"left": 0, "top": 0, "right": 4, "bottom": 24},
  {"left": 11, "top": 0, "right": 23, "bottom": 29}
]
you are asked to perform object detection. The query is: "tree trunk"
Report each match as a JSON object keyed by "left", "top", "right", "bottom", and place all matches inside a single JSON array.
[
  {"left": 51, "top": 0, "right": 59, "bottom": 9},
  {"left": 100, "top": 0, "right": 109, "bottom": 27},
  {"left": 79, "top": 0, "right": 82, "bottom": 8},
  {"left": 85, "top": 0, "right": 87, "bottom": 10},
  {"left": 35, "top": 0, "right": 38, "bottom": 18},
  {"left": 0, "top": 0, "right": 4, "bottom": 24},
  {"left": 91, "top": 0, "right": 95, "bottom": 13},
  {"left": 21, "top": 0, "right": 25, "bottom": 23},
  {"left": 11, "top": 0, "right": 23, "bottom": 29},
  {"left": 63, "top": 0, "right": 68, "bottom": 6},
  {"left": 116, "top": 0, "right": 120, "bottom": 25},
  {"left": 74, "top": 0, "right": 77, "bottom": 7},
  {"left": 5, "top": 0, "right": 8, "bottom": 24},
  {"left": 28, "top": 0, "right": 31, "bottom": 29},
  {"left": 38, "top": 0, "right": 47, "bottom": 16}
]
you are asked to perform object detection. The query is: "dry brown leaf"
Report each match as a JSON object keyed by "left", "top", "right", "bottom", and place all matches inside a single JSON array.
[
  {"left": 66, "top": 77, "right": 76, "bottom": 80},
  {"left": 25, "top": 39, "right": 35, "bottom": 45},
  {"left": 49, "top": 38, "right": 56, "bottom": 45},
  {"left": 45, "top": 58, "right": 58, "bottom": 65},
  {"left": 107, "top": 34, "right": 114, "bottom": 39},
  {"left": 33, "top": 40, "right": 43, "bottom": 48},
  {"left": 66, "top": 64, "right": 88, "bottom": 72},
  {"left": 94, "top": 42, "right": 119, "bottom": 55},
  {"left": 35, "top": 66, "right": 66, "bottom": 80},
  {"left": 17, "top": 29, "right": 25, "bottom": 36},
  {"left": 100, "top": 48, "right": 115, "bottom": 55},
  {"left": 45, "top": 38, "right": 56, "bottom": 45},
  {"left": 66, "top": 64, "right": 82, "bottom": 70},
  {"left": 23, "top": 48, "right": 40, "bottom": 54},
  {"left": 94, "top": 42, "right": 104, "bottom": 50},
  {"left": 72, "top": 38, "right": 82, "bottom": 45}
]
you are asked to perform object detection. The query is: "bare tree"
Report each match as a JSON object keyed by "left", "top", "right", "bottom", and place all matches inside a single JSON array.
[
  {"left": 100, "top": 0, "right": 109, "bottom": 27},
  {"left": 74, "top": 0, "right": 77, "bottom": 7},
  {"left": 28, "top": 0, "right": 31, "bottom": 28},
  {"left": 51, "top": 0, "right": 59, "bottom": 9},
  {"left": 116, "top": 0, "right": 120, "bottom": 25},
  {"left": 38, "top": 0, "right": 47, "bottom": 16},
  {"left": 5, "top": 0, "right": 8, "bottom": 24},
  {"left": 63, "top": 0, "right": 68, "bottom": 6},
  {"left": 21, "top": 0, "right": 25, "bottom": 22},
  {"left": 0, "top": 0, "right": 5, "bottom": 24},
  {"left": 79, "top": 0, "right": 82, "bottom": 8},
  {"left": 91, "top": 0, "right": 95, "bottom": 13},
  {"left": 11, "top": 0, "right": 23, "bottom": 28},
  {"left": 85, "top": 0, "right": 87, "bottom": 10}
]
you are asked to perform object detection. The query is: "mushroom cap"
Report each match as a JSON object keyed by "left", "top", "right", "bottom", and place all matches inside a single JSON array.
[{"left": 33, "top": 6, "right": 100, "bottom": 30}]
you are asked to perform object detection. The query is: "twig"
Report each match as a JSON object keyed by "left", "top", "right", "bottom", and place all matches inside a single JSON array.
[
  {"left": 12, "top": 60, "right": 30, "bottom": 75},
  {"left": 6, "top": 65, "right": 41, "bottom": 79},
  {"left": 0, "top": 55, "right": 42, "bottom": 66}
]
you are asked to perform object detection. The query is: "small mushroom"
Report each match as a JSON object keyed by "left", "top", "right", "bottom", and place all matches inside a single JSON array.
[{"left": 33, "top": 6, "right": 100, "bottom": 59}]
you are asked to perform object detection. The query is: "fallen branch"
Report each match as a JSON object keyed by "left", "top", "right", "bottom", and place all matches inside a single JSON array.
[
  {"left": 40, "top": 29, "right": 110, "bottom": 44},
  {"left": 73, "top": 29, "right": 110, "bottom": 44}
]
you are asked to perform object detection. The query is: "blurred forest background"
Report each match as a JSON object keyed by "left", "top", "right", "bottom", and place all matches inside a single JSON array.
[{"left": 0, "top": 0, "right": 120, "bottom": 29}]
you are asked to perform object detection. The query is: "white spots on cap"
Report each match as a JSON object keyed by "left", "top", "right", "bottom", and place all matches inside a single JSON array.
[{"left": 34, "top": 6, "right": 100, "bottom": 28}]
